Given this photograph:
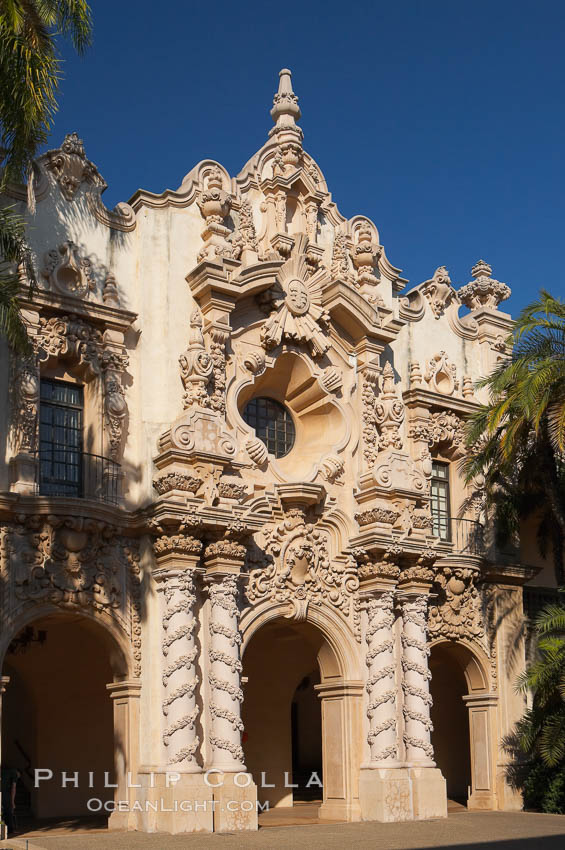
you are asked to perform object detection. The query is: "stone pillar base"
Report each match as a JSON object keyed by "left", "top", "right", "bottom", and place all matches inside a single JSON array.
[
  {"left": 128, "top": 771, "right": 214, "bottom": 833},
  {"left": 409, "top": 767, "right": 447, "bottom": 820},
  {"left": 468, "top": 789, "right": 498, "bottom": 811},
  {"left": 318, "top": 798, "right": 361, "bottom": 822},
  {"left": 359, "top": 767, "right": 413, "bottom": 822},
  {"left": 209, "top": 772, "right": 258, "bottom": 832}
]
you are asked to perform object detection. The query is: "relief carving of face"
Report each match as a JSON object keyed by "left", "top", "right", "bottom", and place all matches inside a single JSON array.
[{"left": 286, "top": 278, "right": 310, "bottom": 316}]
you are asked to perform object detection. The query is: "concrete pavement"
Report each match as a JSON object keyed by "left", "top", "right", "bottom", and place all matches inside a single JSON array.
[{"left": 2, "top": 811, "right": 565, "bottom": 850}]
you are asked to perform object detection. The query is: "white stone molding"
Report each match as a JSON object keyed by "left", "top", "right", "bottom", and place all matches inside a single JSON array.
[
  {"left": 364, "top": 591, "right": 399, "bottom": 766},
  {"left": 207, "top": 574, "right": 246, "bottom": 771},
  {"left": 155, "top": 562, "right": 201, "bottom": 770},
  {"left": 400, "top": 593, "right": 435, "bottom": 766}
]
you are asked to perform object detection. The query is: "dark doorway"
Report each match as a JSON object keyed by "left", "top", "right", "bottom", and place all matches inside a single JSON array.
[{"left": 291, "top": 670, "right": 322, "bottom": 800}]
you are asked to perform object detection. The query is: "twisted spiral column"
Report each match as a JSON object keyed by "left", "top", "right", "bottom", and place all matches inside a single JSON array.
[
  {"left": 364, "top": 591, "right": 399, "bottom": 766},
  {"left": 400, "top": 593, "right": 435, "bottom": 766},
  {"left": 207, "top": 575, "right": 245, "bottom": 771},
  {"left": 157, "top": 568, "right": 200, "bottom": 771}
]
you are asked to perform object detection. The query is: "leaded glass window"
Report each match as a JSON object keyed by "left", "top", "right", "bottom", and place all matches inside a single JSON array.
[
  {"left": 431, "top": 460, "right": 451, "bottom": 541},
  {"left": 39, "top": 379, "right": 83, "bottom": 497},
  {"left": 242, "top": 397, "right": 295, "bottom": 459}
]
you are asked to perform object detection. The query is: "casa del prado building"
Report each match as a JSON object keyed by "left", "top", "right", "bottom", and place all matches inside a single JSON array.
[{"left": 0, "top": 70, "right": 552, "bottom": 833}]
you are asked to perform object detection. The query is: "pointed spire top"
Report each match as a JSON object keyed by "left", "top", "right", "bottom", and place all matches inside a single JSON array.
[{"left": 270, "top": 68, "right": 302, "bottom": 140}]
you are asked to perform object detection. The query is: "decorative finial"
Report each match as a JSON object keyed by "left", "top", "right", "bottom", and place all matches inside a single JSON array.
[
  {"left": 270, "top": 69, "right": 303, "bottom": 140},
  {"left": 458, "top": 260, "right": 511, "bottom": 311}
]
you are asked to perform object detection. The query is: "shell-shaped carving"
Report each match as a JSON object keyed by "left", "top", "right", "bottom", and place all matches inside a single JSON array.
[{"left": 245, "top": 437, "right": 268, "bottom": 465}]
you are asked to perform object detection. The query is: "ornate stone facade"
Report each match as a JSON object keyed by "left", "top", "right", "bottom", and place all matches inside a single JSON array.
[{"left": 0, "top": 68, "right": 535, "bottom": 834}]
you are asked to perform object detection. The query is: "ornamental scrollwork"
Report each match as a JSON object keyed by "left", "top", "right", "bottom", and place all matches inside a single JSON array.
[
  {"left": 428, "top": 565, "right": 485, "bottom": 643},
  {"left": 246, "top": 510, "right": 359, "bottom": 618}
]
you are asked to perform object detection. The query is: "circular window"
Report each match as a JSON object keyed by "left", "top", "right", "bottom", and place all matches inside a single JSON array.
[{"left": 242, "top": 397, "right": 295, "bottom": 459}]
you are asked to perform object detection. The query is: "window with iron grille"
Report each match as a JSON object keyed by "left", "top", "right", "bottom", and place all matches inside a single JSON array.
[
  {"left": 39, "top": 379, "right": 83, "bottom": 497},
  {"left": 431, "top": 460, "right": 451, "bottom": 541},
  {"left": 242, "top": 397, "right": 295, "bottom": 459}
]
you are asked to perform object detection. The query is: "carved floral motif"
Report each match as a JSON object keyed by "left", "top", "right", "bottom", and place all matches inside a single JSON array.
[
  {"left": 246, "top": 511, "right": 359, "bottom": 618},
  {"left": 428, "top": 566, "right": 485, "bottom": 641},
  {"left": 458, "top": 261, "right": 511, "bottom": 310},
  {"left": 42, "top": 242, "right": 96, "bottom": 299}
]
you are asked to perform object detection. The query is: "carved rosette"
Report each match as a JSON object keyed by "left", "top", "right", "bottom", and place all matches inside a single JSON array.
[
  {"left": 246, "top": 512, "right": 359, "bottom": 619},
  {"left": 259, "top": 239, "right": 330, "bottom": 358},
  {"left": 157, "top": 560, "right": 201, "bottom": 768},
  {"left": 375, "top": 362, "right": 405, "bottom": 450},
  {"left": 400, "top": 595, "right": 435, "bottom": 765},
  {"left": 207, "top": 574, "right": 246, "bottom": 770},
  {"left": 365, "top": 592, "right": 398, "bottom": 764}
]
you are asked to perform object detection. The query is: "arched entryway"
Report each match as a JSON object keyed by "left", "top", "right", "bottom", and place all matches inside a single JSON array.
[
  {"left": 240, "top": 608, "right": 362, "bottom": 823},
  {"left": 1, "top": 611, "right": 138, "bottom": 833},
  {"left": 430, "top": 641, "right": 497, "bottom": 811}
]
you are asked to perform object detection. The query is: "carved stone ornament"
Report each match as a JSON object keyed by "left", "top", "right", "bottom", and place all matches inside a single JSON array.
[
  {"left": 424, "top": 351, "right": 459, "bottom": 396},
  {"left": 1, "top": 517, "right": 141, "bottom": 674},
  {"left": 458, "top": 261, "right": 511, "bottom": 311},
  {"left": 43, "top": 132, "right": 105, "bottom": 201},
  {"left": 153, "top": 472, "right": 202, "bottom": 495},
  {"left": 179, "top": 310, "right": 214, "bottom": 409},
  {"left": 246, "top": 511, "right": 359, "bottom": 619},
  {"left": 421, "top": 266, "right": 455, "bottom": 318},
  {"left": 331, "top": 230, "right": 352, "bottom": 280},
  {"left": 375, "top": 362, "right": 405, "bottom": 449},
  {"left": 230, "top": 199, "right": 259, "bottom": 259},
  {"left": 412, "top": 410, "right": 466, "bottom": 455},
  {"left": 350, "top": 220, "right": 381, "bottom": 287},
  {"left": 42, "top": 241, "right": 96, "bottom": 298},
  {"left": 197, "top": 166, "right": 234, "bottom": 262},
  {"left": 259, "top": 237, "right": 330, "bottom": 358},
  {"left": 355, "top": 503, "right": 400, "bottom": 528},
  {"left": 428, "top": 566, "right": 485, "bottom": 642}
]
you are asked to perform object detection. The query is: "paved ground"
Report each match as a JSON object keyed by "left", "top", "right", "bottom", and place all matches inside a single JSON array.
[{"left": 2, "top": 811, "right": 565, "bottom": 850}]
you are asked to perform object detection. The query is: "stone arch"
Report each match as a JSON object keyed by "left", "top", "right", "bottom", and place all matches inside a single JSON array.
[
  {"left": 240, "top": 599, "right": 361, "bottom": 682},
  {"left": 429, "top": 638, "right": 498, "bottom": 810},
  {"left": 1, "top": 607, "right": 140, "bottom": 829},
  {"left": 240, "top": 600, "right": 362, "bottom": 822},
  {"left": 0, "top": 603, "right": 133, "bottom": 680}
]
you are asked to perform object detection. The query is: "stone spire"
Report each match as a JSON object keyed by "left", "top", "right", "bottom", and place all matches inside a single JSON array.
[{"left": 269, "top": 68, "right": 303, "bottom": 142}]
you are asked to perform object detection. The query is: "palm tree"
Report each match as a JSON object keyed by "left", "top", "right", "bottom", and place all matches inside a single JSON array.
[
  {"left": 463, "top": 290, "right": 565, "bottom": 581},
  {"left": 502, "top": 600, "right": 565, "bottom": 813},
  {"left": 0, "top": 0, "right": 92, "bottom": 351},
  {"left": 516, "top": 601, "right": 565, "bottom": 767}
]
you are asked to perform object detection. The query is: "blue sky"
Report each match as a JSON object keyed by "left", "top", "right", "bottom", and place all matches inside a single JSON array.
[{"left": 51, "top": 0, "right": 565, "bottom": 314}]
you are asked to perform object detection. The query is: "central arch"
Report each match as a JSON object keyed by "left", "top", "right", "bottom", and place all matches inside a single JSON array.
[{"left": 240, "top": 602, "right": 362, "bottom": 822}]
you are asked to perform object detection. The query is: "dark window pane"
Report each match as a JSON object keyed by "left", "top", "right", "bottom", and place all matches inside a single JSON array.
[
  {"left": 39, "top": 379, "right": 84, "bottom": 498},
  {"left": 242, "top": 397, "right": 295, "bottom": 459}
]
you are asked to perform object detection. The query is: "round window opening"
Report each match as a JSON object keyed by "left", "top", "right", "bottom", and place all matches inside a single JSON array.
[{"left": 242, "top": 397, "right": 295, "bottom": 459}]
